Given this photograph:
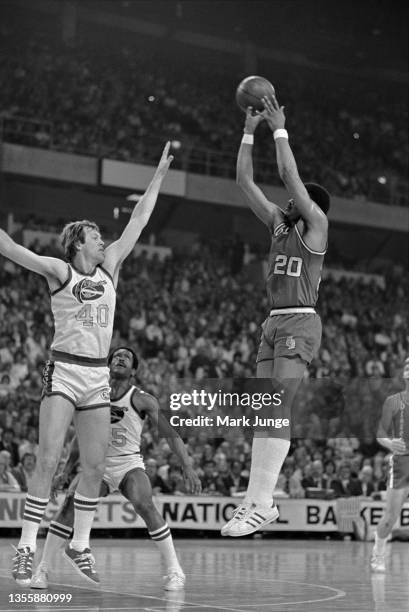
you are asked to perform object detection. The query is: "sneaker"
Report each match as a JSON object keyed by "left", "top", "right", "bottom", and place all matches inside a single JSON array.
[
  {"left": 370, "top": 550, "right": 386, "bottom": 573},
  {"left": 12, "top": 546, "right": 34, "bottom": 586},
  {"left": 31, "top": 564, "right": 49, "bottom": 589},
  {"left": 221, "top": 502, "right": 279, "bottom": 537},
  {"left": 221, "top": 503, "right": 252, "bottom": 536},
  {"left": 63, "top": 544, "right": 100, "bottom": 585},
  {"left": 163, "top": 570, "right": 186, "bottom": 591}
]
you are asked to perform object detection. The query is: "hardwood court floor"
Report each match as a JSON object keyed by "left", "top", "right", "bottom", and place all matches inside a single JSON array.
[{"left": 0, "top": 538, "right": 408, "bottom": 612}]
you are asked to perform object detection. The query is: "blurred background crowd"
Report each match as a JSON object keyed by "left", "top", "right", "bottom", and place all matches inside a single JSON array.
[{"left": 0, "top": 13, "right": 407, "bottom": 206}]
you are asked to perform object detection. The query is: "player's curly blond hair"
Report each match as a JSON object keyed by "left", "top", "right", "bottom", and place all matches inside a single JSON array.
[{"left": 60, "top": 220, "right": 100, "bottom": 262}]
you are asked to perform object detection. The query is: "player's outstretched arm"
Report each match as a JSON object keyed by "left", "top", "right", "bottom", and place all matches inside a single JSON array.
[
  {"left": 0, "top": 227, "right": 67, "bottom": 283},
  {"left": 139, "top": 393, "right": 201, "bottom": 493},
  {"left": 103, "top": 142, "right": 173, "bottom": 281},
  {"left": 236, "top": 108, "right": 283, "bottom": 229},
  {"left": 261, "top": 96, "right": 328, "bottom": 234},
  {"left": 376, "top": 397, "right": 407, "bottom": 454}
]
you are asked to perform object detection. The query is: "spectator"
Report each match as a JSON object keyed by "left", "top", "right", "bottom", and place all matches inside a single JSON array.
[
  {"left": 301, "top": 460, "right": 326, "bottom": 490},
  {"left": 0, "top": 453, "right": 20, "bottom": 491},
  {"left": 276, "top": 457, "right": 305, "bottom": 498},
  {"left": 145, "top": 458, "right": 172, "bottom": 494},
  {"left": 330, "top": 462, "right": 363, "bottom": 497},
  {"left": 0, "top": 428, "right": 20, "bottom": 467},
  {"left": 18, "top": 426, "right": 38, "bottom": 460},
  {"left": 200, "top": 460, "right": 219, "bottom": 495},
  {"left": 11, "top": 452, "right": 36, "bottom": 492},
  {"left": 359, "top": 465, "right": 376, "bottom": 497}
]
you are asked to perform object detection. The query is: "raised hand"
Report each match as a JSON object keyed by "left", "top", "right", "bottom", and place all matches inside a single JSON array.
[
  {"left": 243, "top": 106, "right": 265, "bottom": 134},
  {"left": 261, "top": 94, "right": 286, "bottom": 132},
  {"left": 155, "top": 141, "right": 174, "bottom": 179}
]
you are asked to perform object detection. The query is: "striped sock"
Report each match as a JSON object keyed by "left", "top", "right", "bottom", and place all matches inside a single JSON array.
[
  {"left": 18, "top": 495, "right": 49, "bottom": 551},
  {"left": 149, "top": 524, "right": 182, "bottom": 573},
  {"left": 70, "top": 493, "right": 99, "bottom": 552},
  {"left": 40, "top": 521, "right": 73, "bottom": 567}
]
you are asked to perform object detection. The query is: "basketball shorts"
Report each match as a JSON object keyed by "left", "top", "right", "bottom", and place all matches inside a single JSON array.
[
  {"left": 388, "top": 455, "right": 409, "bottom": 489},
  {"left": 257, "top": 313, "right": 322, "bottom": 365},
  {"left": 42, "top": 360, "right": 111, "bottom": 411},
  {"left": 103, "top": 454, "right": 145, "bottom": 493}
]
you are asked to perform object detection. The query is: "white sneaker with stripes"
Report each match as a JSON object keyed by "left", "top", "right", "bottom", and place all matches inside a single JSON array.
[{"left": 221, "top": 502, "right": 279, "bottom": 537}]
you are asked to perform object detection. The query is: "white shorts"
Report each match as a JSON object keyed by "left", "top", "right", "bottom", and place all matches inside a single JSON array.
[
  {"left": 42, "top": 360, "right": 111, "bottom": 411},
  {"left": 103, "top": 454, "right": 145, "bottom": 493}
]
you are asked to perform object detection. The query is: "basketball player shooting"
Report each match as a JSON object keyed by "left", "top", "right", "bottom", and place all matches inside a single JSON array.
[
  {"left": 221, "top": 95, "right": 330, "bottom": 536},
  {"left": 371, "top": 357, "right": 409, "bottom": 572},
  {"left": 31, "top": 346, "right": 201, "bottom": 591},
  {"left": 0, "top": 142, "right": 173, "bottom": 585}
]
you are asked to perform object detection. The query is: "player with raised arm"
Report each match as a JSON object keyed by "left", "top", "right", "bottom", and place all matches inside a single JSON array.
[
  {"left": 371, "top": 357, "right": 409, "bottom": 572},
  {"left": 222, "top": 95, "right": 330, "bottom": 536},
  {"left": 31, "top": 346, "right": 201, "bottom": 590},
  {"left": 0, "top": 143, "right": 173, "bottom": 585}
]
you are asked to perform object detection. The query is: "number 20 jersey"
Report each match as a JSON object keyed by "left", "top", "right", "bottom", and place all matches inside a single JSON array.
[
  {"left": 266, "top": 221, "right": 326, "bottom": 308},
  {"left": 50, "top": 264, "right": 116, "bottom": 360}
]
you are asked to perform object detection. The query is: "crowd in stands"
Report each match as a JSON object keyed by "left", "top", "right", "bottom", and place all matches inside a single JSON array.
[
  {"left": 0, "top": 22, "right": 408, "bottom": 206},
  {"left": 0, "top": 240, "right": 407, "bottom": 498}
]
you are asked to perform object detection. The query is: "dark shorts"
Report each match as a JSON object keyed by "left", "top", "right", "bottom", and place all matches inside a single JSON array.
[
  {"left": 388, "top": 455, "right": 409, "bottom": 489},
  {"left": 256, "top": 313, "right": 322, "bottom": 365}
]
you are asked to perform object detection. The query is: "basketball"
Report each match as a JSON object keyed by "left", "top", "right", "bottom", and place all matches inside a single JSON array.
[{"left": 235, "top": 76, "right": 276, "bottom": 112}]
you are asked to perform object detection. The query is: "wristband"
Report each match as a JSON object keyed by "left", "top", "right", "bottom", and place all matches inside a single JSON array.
[
  {"left": 241, "top": 133, "right": 254, "bottom": 145},
  {"left": 273, "top": 129, "right": 289, "bottom": 141}
]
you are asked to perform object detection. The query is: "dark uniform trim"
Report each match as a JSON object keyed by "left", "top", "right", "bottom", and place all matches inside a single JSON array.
[
  {"left": 42, "top": 391, "right": 77, "bottom": 409},
  {"left": 76, "top": 402, "right": 111, "bottom": 412},
  {"left": 51, "top": 350, "right": 108, "bottom": 367},
  {"left": 50, "top": 264, "right": 72, "bottom": 296}
]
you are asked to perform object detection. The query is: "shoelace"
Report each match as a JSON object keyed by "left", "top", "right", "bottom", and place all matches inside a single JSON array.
[
  {"left": 77, "top": 552, "right": 96, "bottom": 571},
  {"left": 165, "top": 571, "right": 184, "bottom": 583},
  {"left": 12, "top": 546, "right": 31, "bottom": 573},
  {"left": 232, "top": 504, "right": 253, "bottom": 521}
]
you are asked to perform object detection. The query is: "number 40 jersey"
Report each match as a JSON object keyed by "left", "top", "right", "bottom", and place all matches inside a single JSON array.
[
  {"left": 50, "top": 264, "right": 116, "bottom": 361},
  {"left": 267, "top": 221, "right": 326, "bottom": 309}
]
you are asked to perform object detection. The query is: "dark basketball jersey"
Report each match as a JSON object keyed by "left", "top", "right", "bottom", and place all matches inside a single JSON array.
[
  {"left": 388, "top": 392, "right": 409, "bottom": 455},
  {"left": 266, "top": 221, "right": 326, "bottom": 308}
]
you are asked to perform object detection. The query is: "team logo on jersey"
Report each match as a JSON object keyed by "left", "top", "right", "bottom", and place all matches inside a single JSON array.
[
  {"left": 101, "top": 388, "right": 111, "bottom": 401},
  {"left": 274, "top": 223, "right": 290, "bottom": 237},
  {"left": 110, "top": 404, "right": 128, "bottom": 423},
  {"left": 285, "top": 336, "right": 296, "bottom": 350},
  {"left": 72, "top": 279, "right": 107, "bottom": 303}
]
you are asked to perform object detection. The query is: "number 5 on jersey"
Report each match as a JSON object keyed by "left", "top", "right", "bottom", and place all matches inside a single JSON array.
[{"left": 75, "top": 303, "right": 110, "bottom": 327}]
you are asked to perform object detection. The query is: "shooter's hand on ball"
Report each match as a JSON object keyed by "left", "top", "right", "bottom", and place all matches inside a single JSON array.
[
  {"left": 243, "top": 106, "right": 264, "bottom": 134},
  {"left": 261, "top": 95, "right": 286, "bottom": 131}
]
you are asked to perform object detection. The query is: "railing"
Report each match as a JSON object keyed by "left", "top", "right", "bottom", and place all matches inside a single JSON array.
[{"left": 0, "top": 115, "right": 407, "bottom": 207}]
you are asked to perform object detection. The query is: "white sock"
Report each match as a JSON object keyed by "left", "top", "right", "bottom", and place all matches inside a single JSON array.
[
  {"left": 245, "top": 437, "right": 290, "bottom": 506},
  {"left": 40, "top": 521, "right": 73, "bottom": 567},
  {"left": 70, "top": 493, "right": 99, "bottom": 552},
  {"left": 149, "top": 524, "right": 183, "bottom": 573},
  {"left": 374, "top": 532, "right": 387, "bottom": 554},
  {"left": 19, "top": 495, "right": 49, "bottom": 552}
]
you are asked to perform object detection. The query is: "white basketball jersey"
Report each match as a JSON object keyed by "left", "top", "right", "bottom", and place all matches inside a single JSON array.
[
  {"left": 108, "top": 385, "right": 146, "bottom": 457},
  {"left": 50, "top": 264, "right": 116, "bottom": 360}
]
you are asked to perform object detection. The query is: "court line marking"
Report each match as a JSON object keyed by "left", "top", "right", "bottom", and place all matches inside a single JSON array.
[
  {"left": 0, "top": 570, "right": 346, "bottom": 611},
  {"left": 0, "top": 571, "right": 250, "bottom": 612}
]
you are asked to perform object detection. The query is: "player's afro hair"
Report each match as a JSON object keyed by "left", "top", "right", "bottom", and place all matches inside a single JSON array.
[
  {"left": 304, "top": 183, "right": 331, "bottom": 215},
  {"left": 108, "top": 346, "right": 139, "bottom": 370}
]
